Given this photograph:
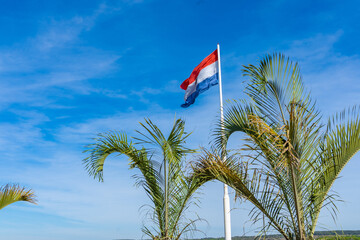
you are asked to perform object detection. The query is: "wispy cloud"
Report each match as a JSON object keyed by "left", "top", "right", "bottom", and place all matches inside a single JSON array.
[
  {"left": 282, "top": 31, "right": 360, "bottom": 113},
  {"left": 34, "top": 4, "right": 109, "bottom": 52},
  {"left": 0, "top": 4, "right": 121, "bottom": 110}
]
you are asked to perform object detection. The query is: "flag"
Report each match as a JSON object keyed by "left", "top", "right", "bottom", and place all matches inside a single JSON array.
[{"left": 180, "top": 49, "right": 219, "bottom": 108}]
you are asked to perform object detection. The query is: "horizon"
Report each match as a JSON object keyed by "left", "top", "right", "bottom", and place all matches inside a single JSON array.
[{"left": 0, "top": 0, "right": 359, "bottom": 240}]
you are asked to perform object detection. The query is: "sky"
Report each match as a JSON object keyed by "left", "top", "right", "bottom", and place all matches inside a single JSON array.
[{"left": 0, "top": 0, "right": 359, "bottom": 239}]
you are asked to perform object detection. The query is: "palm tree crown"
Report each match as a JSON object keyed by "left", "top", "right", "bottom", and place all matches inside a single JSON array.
[
  {"left": 192, "top": 53, "right": 360, "bottom": 240},
  {"left": 83, "top": 118, "right": 204, "bottom": 240}
]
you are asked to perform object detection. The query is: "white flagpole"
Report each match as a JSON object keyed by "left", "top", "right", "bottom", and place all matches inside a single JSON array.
[{"left": 217, "top": 43, "right": 232, "bottom": 240}]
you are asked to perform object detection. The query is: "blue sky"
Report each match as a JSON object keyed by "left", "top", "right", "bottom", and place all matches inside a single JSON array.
[{"left": 0, "top": 0, "right": 359, "bottom": 239}]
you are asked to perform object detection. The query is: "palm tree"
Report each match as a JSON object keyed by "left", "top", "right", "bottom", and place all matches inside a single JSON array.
[
  {"left": 83, "top": 118, "right": 205, "bottom": 240},
  {"left": 192, "top": 53, "right": 360, "bottom": 240},
  {"left": 0, "top": 184, "right": 36, "bottom": 210}
]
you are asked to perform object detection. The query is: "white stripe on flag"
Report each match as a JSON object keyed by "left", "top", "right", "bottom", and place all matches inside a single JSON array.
[{"left": 184, "top": 61, "right": 219, "bottom": 100}]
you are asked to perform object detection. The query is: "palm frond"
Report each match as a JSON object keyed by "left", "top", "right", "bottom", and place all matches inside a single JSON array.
[
  {"left": 0, "top": 184, "right": 36, "bottom": 210},
  {"left": 243, "top": 53, "right": 306, "bottom": 129},
  {"left": 83, "top": 131, "right": 132, "bottom": 181},
  {"left": 191, "top": 150, "right": 291, "bottom": 240},
  {"left": 309, "top": 105, "right": 360, "bottom": 234}
]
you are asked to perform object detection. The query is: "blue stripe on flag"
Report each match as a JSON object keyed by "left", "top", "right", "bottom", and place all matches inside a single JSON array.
[{"left": 181, "top": 73, "right": 219, "bottom": 108}]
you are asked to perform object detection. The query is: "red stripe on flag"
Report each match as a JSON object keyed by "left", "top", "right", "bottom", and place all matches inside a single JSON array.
[{"left": 180, "top": 49, "right": 218, "bottom": 90}]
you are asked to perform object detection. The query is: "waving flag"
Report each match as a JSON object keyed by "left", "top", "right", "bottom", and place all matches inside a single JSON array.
[{"left": 180, "top": 49, "right": 219, "bottom": 108}]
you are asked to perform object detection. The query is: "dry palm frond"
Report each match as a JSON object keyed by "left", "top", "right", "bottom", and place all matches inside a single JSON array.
[{"left": 0, "top": 184, "right": 36, "bottom": 210}]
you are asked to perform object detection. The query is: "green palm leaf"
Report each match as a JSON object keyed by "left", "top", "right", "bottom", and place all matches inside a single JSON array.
[{"left": 309, "top": 106, "right": 360, "bottom": 235}]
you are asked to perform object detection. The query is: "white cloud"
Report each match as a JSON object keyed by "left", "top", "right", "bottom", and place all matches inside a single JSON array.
[
  {"left": 281, "top": 31, "right": 360, "bottom": 114},
  {"left": 0, "top": 4, "right": 121, "bottom": 110}
]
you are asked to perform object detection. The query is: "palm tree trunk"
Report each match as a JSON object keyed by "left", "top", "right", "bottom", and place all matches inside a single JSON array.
[
  {"left": 290, "top": 165, "right": 305, "bottom": 240},
  {"left": 164, "top": 156, "right": 168, "bottom": 239}
]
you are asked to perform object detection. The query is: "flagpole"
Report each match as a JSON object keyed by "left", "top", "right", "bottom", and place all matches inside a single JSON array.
[{"left": 217, "top": 43, "right": 232, "bottom": 240}]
